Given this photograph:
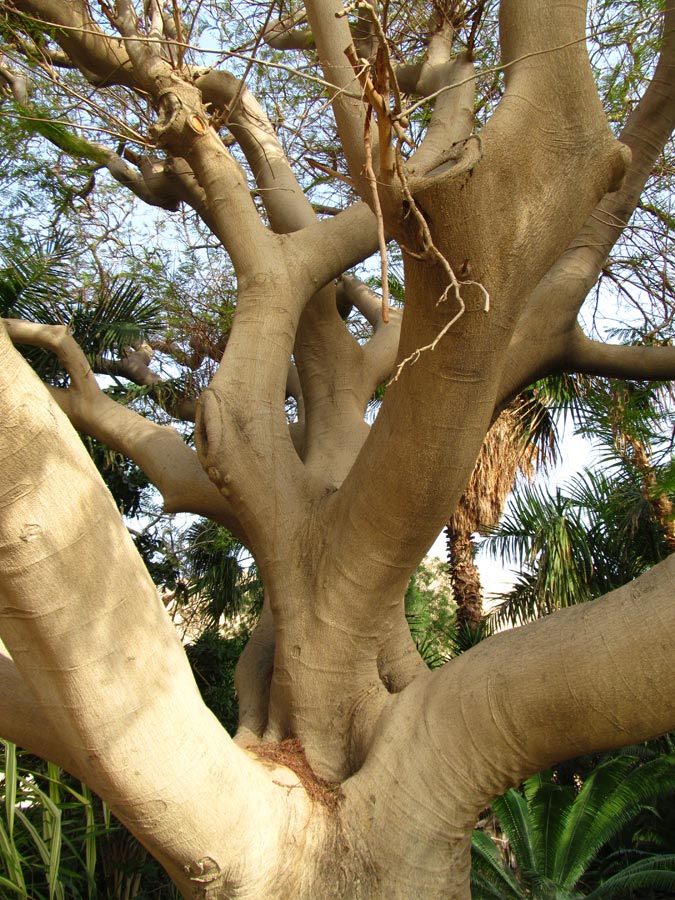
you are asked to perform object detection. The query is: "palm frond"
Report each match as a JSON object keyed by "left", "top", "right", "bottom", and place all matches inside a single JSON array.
[
  {"left": 447, "top": 618, "right": 493, "bottom": 656},
  {"left": 470, "top": 829, "right": 527, "bottom": 900},
  {"left": 523, "top": 774, "right": 575, "bottom": 881},
  {"left": 70, "top": 277, "right": 164, "bottom": 359},
  {"left": 553, "top": 754, "right": 675, "bottom": 890},
  {"left": 491, "top": 790, "right": 536, "bottom": 878},
  {"left": 584, "top": 854, "right": 675, "bottom": 899},
  {"left": 181, "top": 519, "right": 262, "bottom": 625},
  {"left": 0, "top": 229, "right": 75, "bottom": 318}
]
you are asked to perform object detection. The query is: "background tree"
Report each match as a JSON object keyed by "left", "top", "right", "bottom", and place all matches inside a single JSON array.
[
  {"left": 446, "top": 388, "right": 557, "bottom": 640},
  {"left": 1, "top": 1, "right": 675, "bottom": 899},
  {"left": 486, "top": 371, "right": 675, "bottom": 628}
]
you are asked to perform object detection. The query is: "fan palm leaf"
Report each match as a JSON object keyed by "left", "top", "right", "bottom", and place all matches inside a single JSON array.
[{"left": 182, "top": 519, "right": 262, "bottom": 626}]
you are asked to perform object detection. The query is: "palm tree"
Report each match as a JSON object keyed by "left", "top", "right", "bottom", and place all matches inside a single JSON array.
[
  {"left": 484, "top": 373, "right": 675, "bottom": 629},
  {"left": 446, "top": 389, "right": 558, "bottom": 641},
  {"left": 471, "top": 755, "right": 675, "bottom": 899}
]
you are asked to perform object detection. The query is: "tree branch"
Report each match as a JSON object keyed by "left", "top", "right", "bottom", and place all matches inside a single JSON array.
[
  {"left": 497, "top": 2, "right": 675, "bottom": 401},
  {"left": 3, "top": 319, "right": 231, "bottom": 523},
  {"left": 567, "top": 331, "right": 675, "bottom": 381},
  {"left": 430, "top": 554, "right": 675, "bottom": 798},
  {"left": 195, "top": 68, "right": 317, "bottom": 233},
  {"left": 0, "top": 323, "right": 311, "bottom": 895},
  {"left": 290, "top": 201, "right": 378, "bottom": 286},
  {"left": 95, "top": 345, "right": 197, "bottom": 422},
  {"left": 9, "top": 0, "right": 136, "bottom": 88},
  {"left": 262, "top": 8, "right": 314, "bottom": 51},
  {"left": 304, "top": 0, "right": 373, "bottom": 194}
]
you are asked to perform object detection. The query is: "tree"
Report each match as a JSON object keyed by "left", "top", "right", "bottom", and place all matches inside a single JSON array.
[
  {"left": 485, "top": 373, "right": 675, "bottom": 627},
  {"left": 446, "top": 389, "right": 557, "bottom": 635},
  {"left": 1, "top": 1, "right": 675, "bottom": 898}
]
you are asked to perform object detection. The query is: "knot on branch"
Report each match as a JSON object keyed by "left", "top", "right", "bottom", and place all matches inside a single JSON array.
[{"left": 150, "top": 81, "right": 209, "bottom": 148}]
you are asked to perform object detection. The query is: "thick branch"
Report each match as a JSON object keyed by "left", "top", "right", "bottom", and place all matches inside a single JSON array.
[
  {"left": 304, "top": 0, "right": 371, "bottom": 191},
  {"left": 0, "top": 60, "right": 29, "bottom": 102},
  {"left": 10, "top": 0, "right": 136, "bottom": 87},
  {"left": 290, "top": 201, "right": 378, "bottom": 286},
  {"left": 339, "top": 274, "right": 382, "bottom": 327},
  {"left": 405, "top": 53, "right": 476, "bottom": 179},
  {"left": 498, "top": 2, "right": 675, "bottom": 399},
  {"left": 3, "top": 319, "right": 231, "bottom": 523},
  {"left": 263, "top": 9, "right": 313, "bottom": 51},
  {"left": 196, "top": 69, "right": 317, "bottom": 233},
  {"left": 233, "top": 595, "right": 275, "bottom": 743},
  {"left": 432, "top": 555, "right": 675, "bottom": 797},
  {"left": 293, "top": 283, "right": 370, "bottom": 485},
  {"left": 567, "top": 332, "right": 675, "bottom": 381},
  {"left": 0, "top": 324, "right": 309, "bottom": 895},
  {"left": 95, "top": 345, "right": 197, "bottom": 422},
  {"left": 416, "top": 0, "right": 629, "bottom": 299}
]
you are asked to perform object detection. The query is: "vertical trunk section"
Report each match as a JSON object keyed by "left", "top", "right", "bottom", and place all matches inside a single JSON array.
[{"left": 446, "top": 526, "right": 483, "bottom": 630}]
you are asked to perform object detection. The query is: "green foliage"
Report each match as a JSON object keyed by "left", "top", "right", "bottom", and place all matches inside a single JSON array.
[
  {"left": 0, "top": 742, "right": 180, "bottom": 899},
  {"left": 185, "top": 630, "right": 250, "bottom": 735},
  {"left": 11, "top": 102, "right": 109, "bottom": 165},
  {"left": 405, "top": 558, "right": 455, "bottom": 667},
  {"left": 471, "top": 755, "right": 675, "bottom": 899},
  {"left": 485, "top": 374, "right": 675, "bottom": 628},
  {"left": 181, "top": 519, "right": 263, "bottom": 628},
  {"left": 0, "top": 229, "right": 164, "bottom": 385},
  {"left": 1, "top": 741, "right": 100, "bottom": 899}
]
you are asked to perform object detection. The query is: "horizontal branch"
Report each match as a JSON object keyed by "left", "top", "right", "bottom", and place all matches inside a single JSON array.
[
  {"left": 95, "top": 346, "right": 197, "bottom": 422},
  {"left": 567, "top": 332, "right": 675, "bottom": 381},
  {"left": 290, "top": 201, "right": 379, "bottom": 286},
  {"left": 433, "top": 555, "right": 675, "bottom": 801},
  {"left": 263, "top": 9, "right": 314, "bottom": 51}
]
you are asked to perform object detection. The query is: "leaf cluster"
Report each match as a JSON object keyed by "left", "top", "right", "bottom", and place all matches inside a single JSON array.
[
  {"left": 0, "top": 230, "right": 164, "bottom": 386},
  {"left": 472, "top": 754, "right": 675, "bottom": 899}
]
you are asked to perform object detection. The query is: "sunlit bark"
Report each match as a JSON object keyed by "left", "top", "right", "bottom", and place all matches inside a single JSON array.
[{"left": 1, "top": 0, "right": 675, "bottom": 897}]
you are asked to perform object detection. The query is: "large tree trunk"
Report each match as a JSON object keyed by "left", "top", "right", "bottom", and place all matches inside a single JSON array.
[
  {"left": 4, "top": 278, "right": 675, "bottom": 900},
  {"left": 1, "top": 0, "right": 675, "bottom": 898}
]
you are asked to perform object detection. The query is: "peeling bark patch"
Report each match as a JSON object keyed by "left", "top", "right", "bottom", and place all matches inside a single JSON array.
[{"left": 249, "top": 738, "right": 344, "bottom": 810}]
